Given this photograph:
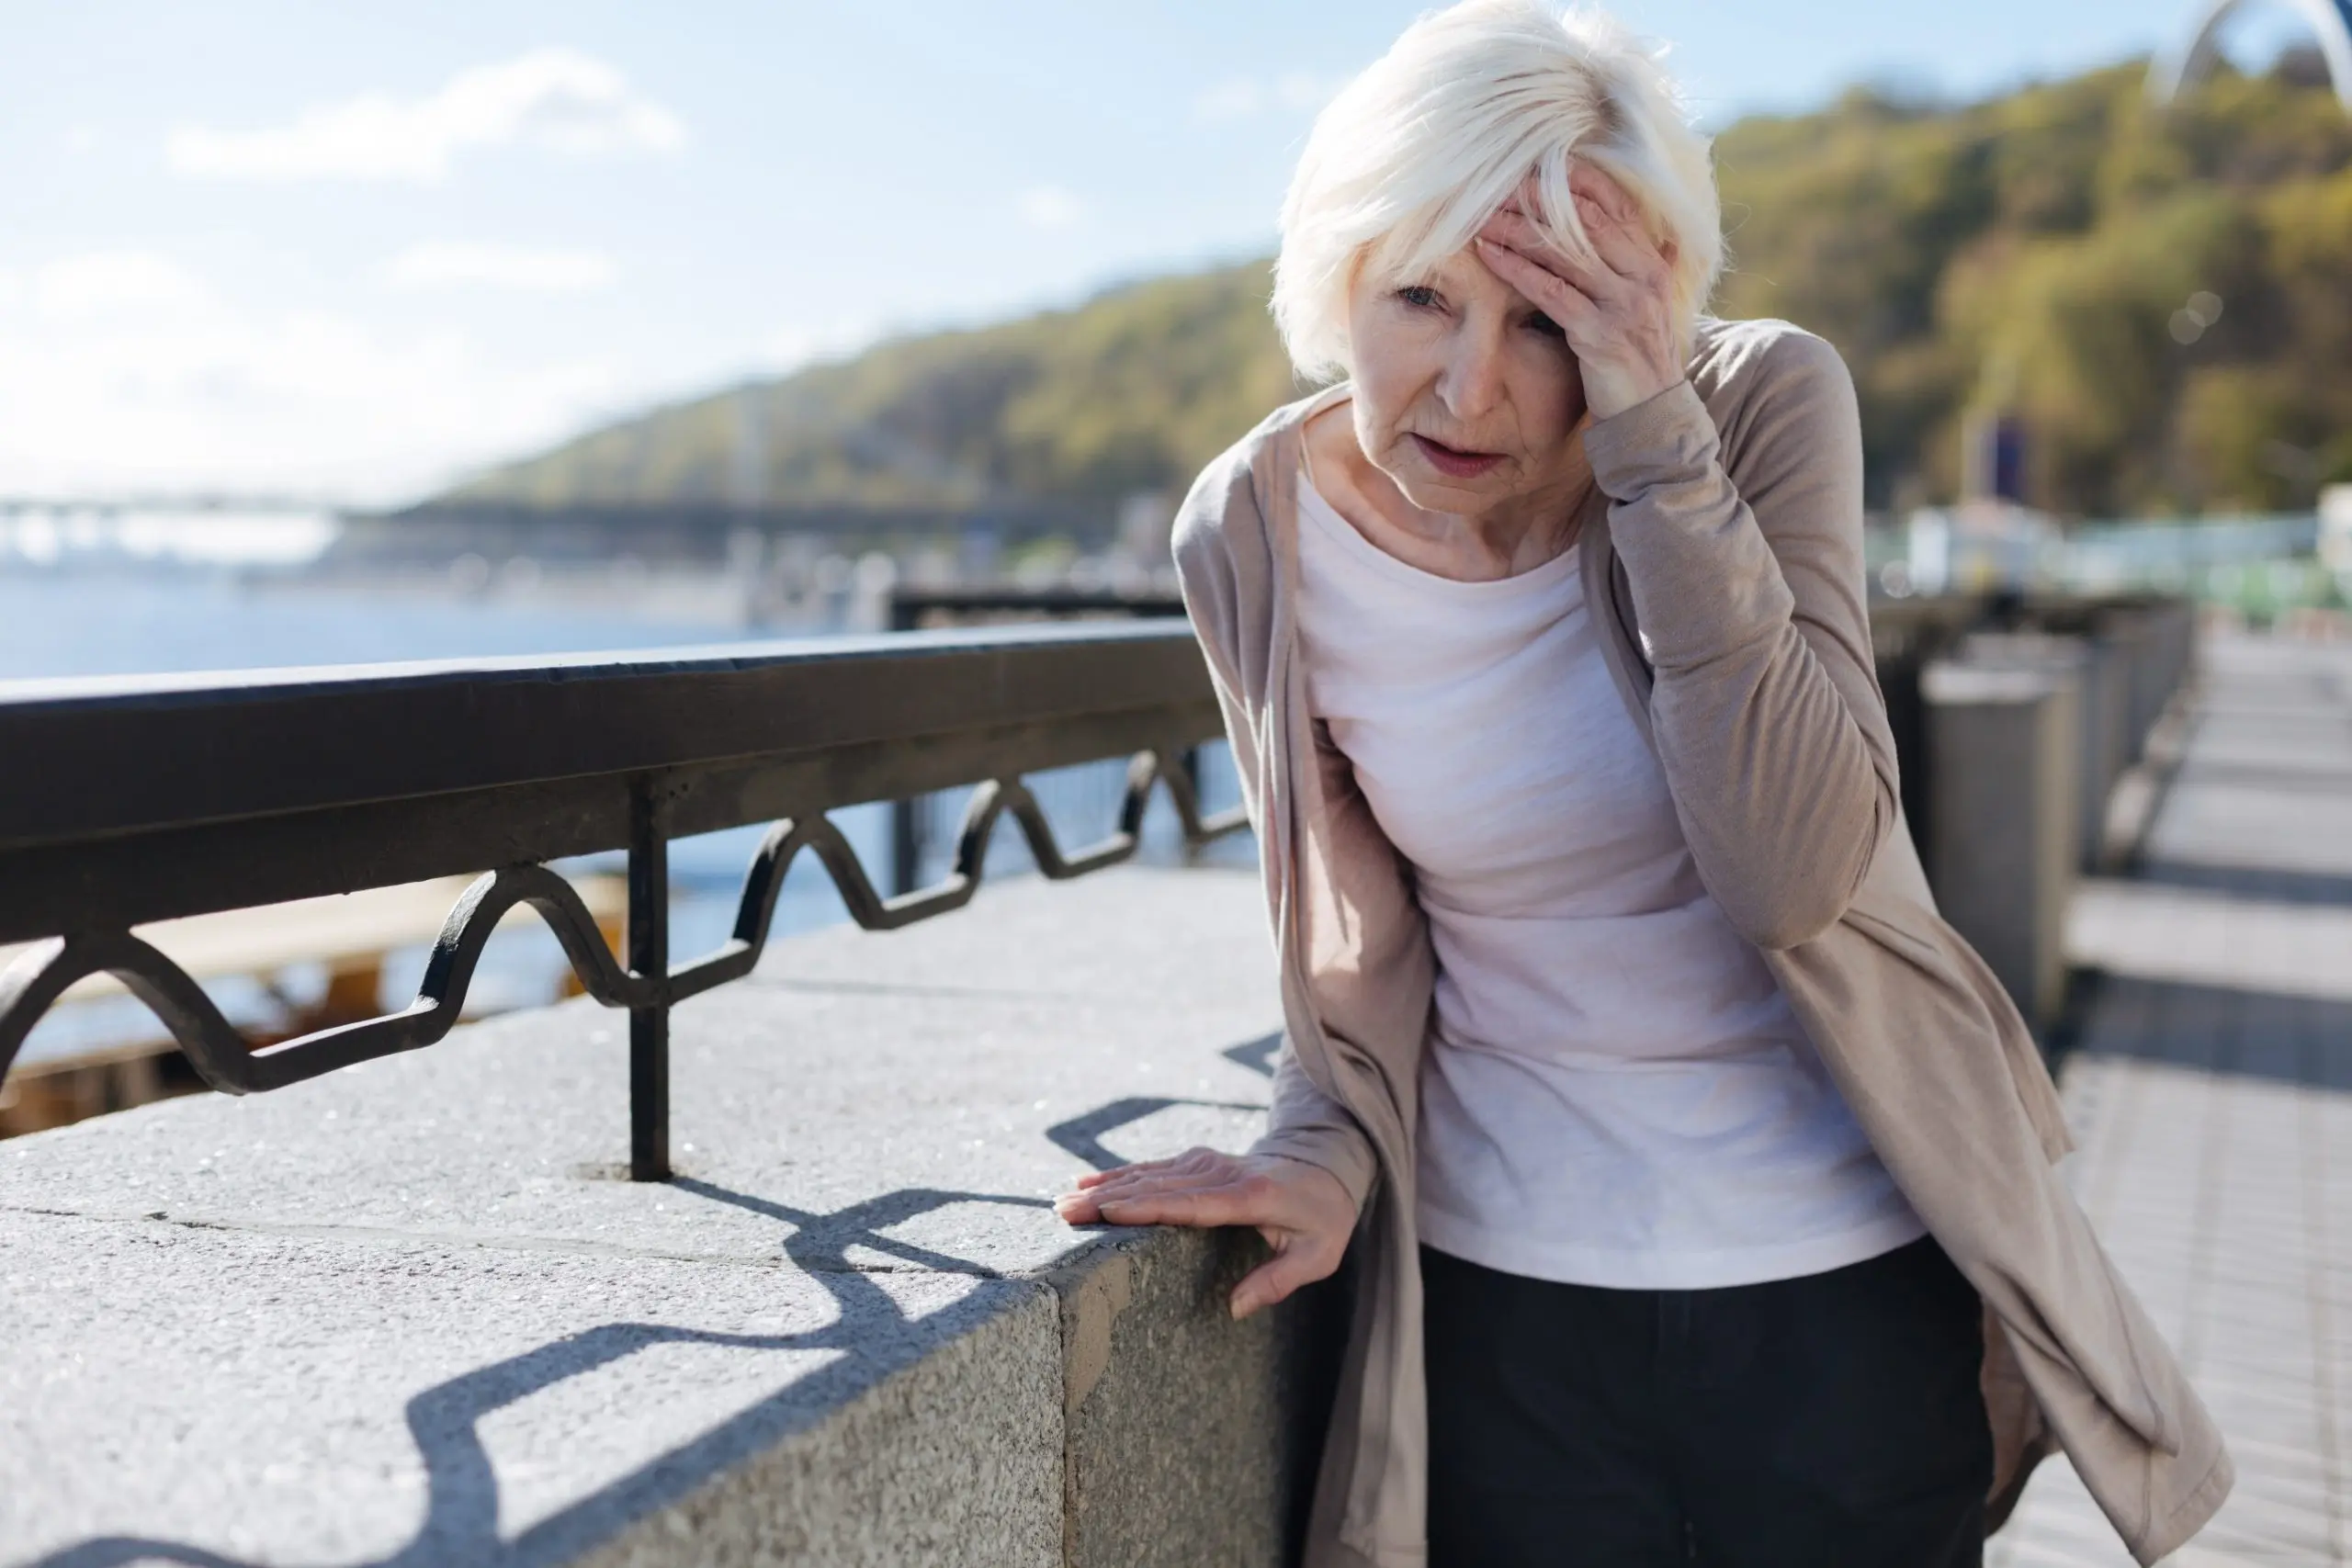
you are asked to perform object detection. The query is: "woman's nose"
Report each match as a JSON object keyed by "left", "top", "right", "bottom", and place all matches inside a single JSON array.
[{"left": 1438, "top": 329, "right": 1505, "bottom": 423}]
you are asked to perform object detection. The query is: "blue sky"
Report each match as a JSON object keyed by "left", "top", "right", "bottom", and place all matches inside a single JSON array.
[{"left": 0, "top": 0, "right": 2317, "bottom": 502}]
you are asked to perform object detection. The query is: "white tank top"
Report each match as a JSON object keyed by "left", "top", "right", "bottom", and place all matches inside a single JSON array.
[{"left": 1294, "top": 470, "right": 1922, "bottom": 1289}]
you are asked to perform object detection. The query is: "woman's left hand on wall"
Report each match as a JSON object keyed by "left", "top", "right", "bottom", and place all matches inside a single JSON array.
[
  {"left": 1476, "top": 164, "right": 1684, "bottom": 422},
  {"left": 1054, "top": 1146, "right": 1358, "bottom": 1319}
]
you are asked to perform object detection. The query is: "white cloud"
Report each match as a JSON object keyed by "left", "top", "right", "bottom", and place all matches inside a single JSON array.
[
  {"left": 1016, "top": 185, "right": 1083, "bottom": 230},
  {"left": 31, "top": 251, "right": 211, "bottom": 321},
  {"left": 165, "top": 48, "right": 685, "bottom": 184},
  {"left": 0, "top": 249, "right": 621, "bottom": 502},
  {"left": 384, "top": 241, "right": 618, "bottom": 294},
  {"left": 1192, "top": 72, "right": 1341, "bottom": 124},
  {"left": 760, "top": 319, "right": 878, "bottom": 373}
]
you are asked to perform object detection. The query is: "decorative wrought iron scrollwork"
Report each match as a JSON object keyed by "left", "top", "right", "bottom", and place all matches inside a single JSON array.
[{"left": 0, "top": 748, "right": 1248, "bottom": 1105}]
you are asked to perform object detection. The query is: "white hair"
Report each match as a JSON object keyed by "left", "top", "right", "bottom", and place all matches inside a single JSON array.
[{"left": 1272, "top": 0, "right": 1724, "bottom": 381}]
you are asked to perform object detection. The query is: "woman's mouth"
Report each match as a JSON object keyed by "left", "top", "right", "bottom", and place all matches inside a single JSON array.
[{"left": 1409, "top": 434, "right": 1506, "bottom": 479}]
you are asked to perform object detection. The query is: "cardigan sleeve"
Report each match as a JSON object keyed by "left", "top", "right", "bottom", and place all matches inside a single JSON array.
[
  {"left": 1171, "top": 452, "right": 1382, "bottom": 1214},
  {"left": 1254, "top": 1047, "right": 1382, "bottom": 1210},
  {"left": 1581, "top": 329, "right": 1901, "bottom": 951}
]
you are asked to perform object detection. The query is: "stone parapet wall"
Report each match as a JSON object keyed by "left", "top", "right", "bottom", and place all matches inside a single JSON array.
[{"left": 0, "top": 867, "right": 1332, "bottom": 1567}]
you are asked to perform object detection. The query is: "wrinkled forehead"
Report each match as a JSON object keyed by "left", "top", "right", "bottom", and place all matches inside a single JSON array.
[{"left": 1353, "top": 155, "right": 1620, "bottom": 290}]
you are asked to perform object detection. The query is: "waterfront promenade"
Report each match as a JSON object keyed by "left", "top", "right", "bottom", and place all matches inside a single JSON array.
[{"left": 1996, "top": 629, "right": 2352, "bottom": 1565}]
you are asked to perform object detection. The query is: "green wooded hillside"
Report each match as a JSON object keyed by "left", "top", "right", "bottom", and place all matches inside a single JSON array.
[
  {"left": 443, "top": 261, "right": 1299, "bottom": 517},
  {"left": 446, "top": 58, "right": 2352, "bottom": 521}
]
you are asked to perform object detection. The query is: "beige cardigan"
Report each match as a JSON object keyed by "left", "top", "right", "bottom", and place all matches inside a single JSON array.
[{"left": 1170, "top": 317, "right": 2230, "bottom": 1568}]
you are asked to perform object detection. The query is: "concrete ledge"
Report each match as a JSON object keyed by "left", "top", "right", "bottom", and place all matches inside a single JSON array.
[{"left": 0, "top": 866, "right": 1334, "bottom": 1567}]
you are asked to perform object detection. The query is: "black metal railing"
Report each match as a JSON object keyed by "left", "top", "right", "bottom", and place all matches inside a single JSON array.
[
  {"left": 0, "top": 588, "right": 2196, "bottom": 1173},
  {"left": 0, "top": 623, "right": 1247, "bottom": 1179},
  {"left": 885, "top": 587, "right": 1191, "bottom": 894}
]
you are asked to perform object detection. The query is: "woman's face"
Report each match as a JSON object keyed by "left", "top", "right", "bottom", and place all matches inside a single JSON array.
[{"left": 1344, "top": 243, "right": 1589, "bottom": 518}]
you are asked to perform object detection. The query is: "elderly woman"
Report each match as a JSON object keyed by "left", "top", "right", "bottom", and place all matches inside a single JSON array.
[{"left": 1056, "top": 3, "right": 2227, "bottom": 1565}]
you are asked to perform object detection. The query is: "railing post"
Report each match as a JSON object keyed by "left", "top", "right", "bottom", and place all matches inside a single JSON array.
[
  {"left": 886, "top": 589, "right": 925, "bottom": 899},
  {"left": 628, "top": 777, "right": 671, "bottom": 1180},
  {"left": 891, "top": 795, "right": 926, "bottom": 896},
  {"left": 1179, "top": 745, "right": 1206, "bottom": 861}
]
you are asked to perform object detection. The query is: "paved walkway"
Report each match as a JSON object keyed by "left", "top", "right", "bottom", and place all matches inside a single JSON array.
[{"left": 1994, "top": 631, "right": 2352, "bottom": 1566}]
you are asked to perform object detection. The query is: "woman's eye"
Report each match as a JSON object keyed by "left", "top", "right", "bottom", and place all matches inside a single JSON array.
[
  {"left": 1526, "top": 311, "right": 1566, "bottom": 340},
  {"left": 1396, "top": 285, "right": 1442, "bottom": 310}
]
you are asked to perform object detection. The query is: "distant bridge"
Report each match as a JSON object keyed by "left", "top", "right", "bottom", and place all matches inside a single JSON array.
[{"left": 2150, "top": 0, "right": 2352, "bottom": 109}]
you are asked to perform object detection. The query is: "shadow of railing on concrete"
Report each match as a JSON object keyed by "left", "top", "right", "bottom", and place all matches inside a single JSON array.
[
  {"left": 1219, "top": 1032, "right": 1283, "bottom": 1078},
  {"left": 1041, "top": 1032, "right": 1280, "bottom": 1171}
]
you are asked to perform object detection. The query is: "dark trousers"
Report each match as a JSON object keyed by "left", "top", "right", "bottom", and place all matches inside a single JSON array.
[{"left": 1423, "top": 1236, "right": 1992, "bottom": 1568}]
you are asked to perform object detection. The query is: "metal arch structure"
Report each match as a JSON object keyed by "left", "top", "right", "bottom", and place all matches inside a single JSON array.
[{"left": 2149, "top": 0, "right": 2352, "bottom": 110}]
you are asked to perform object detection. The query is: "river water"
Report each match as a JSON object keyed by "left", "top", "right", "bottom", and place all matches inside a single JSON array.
[
  {"left": 0, "top": 572, "right": 746, "bottom": 682},
  {"left": 0, "top": 570, "right": 1234, "bottom": 1066}
]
